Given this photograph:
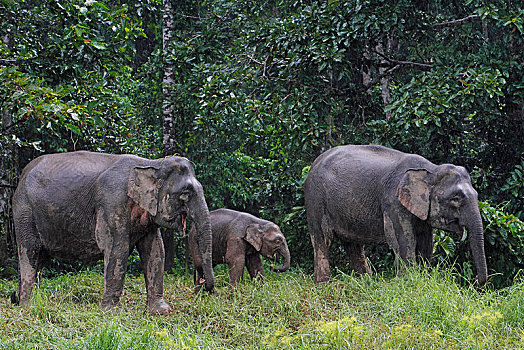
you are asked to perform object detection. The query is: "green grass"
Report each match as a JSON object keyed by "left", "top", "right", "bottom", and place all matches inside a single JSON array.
[{"left": 1, "top": 266, "right": 523, "bottom": 349}]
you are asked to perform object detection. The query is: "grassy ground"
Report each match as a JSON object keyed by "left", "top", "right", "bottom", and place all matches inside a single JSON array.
[{"left": 0, "top": 266, "right": 523, "bottom": 349}]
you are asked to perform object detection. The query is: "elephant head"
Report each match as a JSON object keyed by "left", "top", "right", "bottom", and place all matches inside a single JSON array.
[
  {"left": 244, "top": 222, "right": 290, "bottom": 272},
  {"left": 396, "top": 164, "right": 488, "bottom": 285},
  {"left": 127, "top": 156, "right": 215, "bottom": 291}
]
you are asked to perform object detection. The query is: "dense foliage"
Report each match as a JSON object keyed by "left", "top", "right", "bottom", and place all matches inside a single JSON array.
[{"left": 1, "top": 0, "right": 523, "bottom": 287}]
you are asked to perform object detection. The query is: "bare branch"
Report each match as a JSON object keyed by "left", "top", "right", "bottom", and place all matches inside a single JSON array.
[
  {"left": 373, "top": 49, "right": 433, "bottom": 71},
  {"left": 387, "top": 59, "right": 432, "bottom": 71},
  {"left": 263, "top": 55, "right": 270, "bottom": 78},
  {"left": 433, "top": 14, "right": 481, "bottom": 28},
  {"left": 174, "top": 11, "right": 203, "bottom": 20},
  {"left": 364, "top": 65, "right": 401, "bottom": 89},
  {"left": 239, "top": 53, "right": 263, "bottom": 66}
]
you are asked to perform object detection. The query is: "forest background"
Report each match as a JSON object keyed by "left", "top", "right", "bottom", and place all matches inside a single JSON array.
[{"left": 0, "top": 0, "right": 523, "bottom": 289}]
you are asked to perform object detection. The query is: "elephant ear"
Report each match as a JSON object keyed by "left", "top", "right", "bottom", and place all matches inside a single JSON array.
[
  {"left": 396, "top": 169, "right": 430, "bottom": 221},
  {"left": 244, "top": 224, "right": 263, "bottom": 251},
  {"left": 127, "top": 166, "right": 160, "bottom": 216}
]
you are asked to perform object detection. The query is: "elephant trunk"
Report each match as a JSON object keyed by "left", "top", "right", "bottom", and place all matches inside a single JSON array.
[
  {"left": 190, "top": 188, "right": 215, "bottom": 292},
  {"left": 463, "top": 203, "right": 488, "bottom": 286},
  {"left": 271, "top": 241, "right": 290, "bottom": 272}
]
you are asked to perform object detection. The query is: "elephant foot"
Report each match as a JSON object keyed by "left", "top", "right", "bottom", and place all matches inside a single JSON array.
[
  {"left": 315, "top": 278, "right": 332, "bottom": 284},
  {"left": 101, "top": 297, "right": 121, "bottom": 312},
  {"left": 314, "top": 267, "right": 332, "bottom": 284},
  {"left": 194, "top": 278, "right": 205, "bottom": 294},
  {"left": 314, "top": 273, "right": 331, "bottom": 284},
  {"left": 350, "top": 262, "right": 372, "bottom": 276},
  {"left": 194, "top": 280, "right": 216, "bottom": 295},
  {"left": 148, "top": 298, "right": 172, "bottom": 315},
  {"left": 195, "top": 278, "right": 216, "bottom": 294}
]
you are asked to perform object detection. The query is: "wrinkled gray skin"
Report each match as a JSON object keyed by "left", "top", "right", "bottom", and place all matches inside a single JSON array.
[
  {"left": 12, "top": 151, "right": 215, "bottom": 313},
  {"left": 189, "top": 209, "right": 290, "bottom": 291},
  {"left": 304, "top": 145, "right": 488, "bottom": 285}
]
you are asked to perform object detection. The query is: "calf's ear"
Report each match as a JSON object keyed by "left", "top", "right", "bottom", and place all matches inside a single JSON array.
[
  {"left": 244, "top": 225, "right": 263, "bottom": 251},
  {"left": 127, "top": 166, "right": 160, "bottom": 216},
  {"left": 396, "top": 169, "right": 430, "bottom": 221}
]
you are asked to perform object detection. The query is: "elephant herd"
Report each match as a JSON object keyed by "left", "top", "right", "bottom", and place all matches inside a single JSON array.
[{"left": 10, "top": 145, "right": 488, "bottom": 314}]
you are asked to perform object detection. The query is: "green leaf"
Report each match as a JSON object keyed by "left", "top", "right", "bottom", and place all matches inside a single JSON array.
[
  {"left": 66, "top": 124, "right": 82, "bottom": 135},
  {"left": 90, "top": 42, "right": 107, "bottom": 50}
]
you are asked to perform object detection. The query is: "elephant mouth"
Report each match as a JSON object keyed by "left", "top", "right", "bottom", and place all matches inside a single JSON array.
[
  {"left": 446, "top": 218, "right": 459, "bottom": 226},
  {"left": 166, "top": 210, "right": 187, "bottom": 233},
  {"left": 180, "top": 212, "right": 187, "bottom": 232},
  {"left": 269, "top": 249, "right": 290, "bottom": 273},
  {"left": 440, "top": 218, "right": 461, "bottom": 231},
  {"left": 271, "top": 250, "right": 284, "bottom": 264}
]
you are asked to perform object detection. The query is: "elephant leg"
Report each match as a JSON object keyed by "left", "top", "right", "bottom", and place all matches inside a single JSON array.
[
  {"left": 245, "top": 253, "right": 264, "bottom": 282},
  {"left": 101, "top": 246, "right": 129, "bottom": 310},
  {"left": 308, "top": 214, "right": 332, "bottom": 283},
  {"left": 344, "top": 242, "right": 371, "bottom": 275},
  {"left": 227, "top": 255, "right": 246, "bottom": 286},
  {"left": 96, "top": 215, "right": 129, "bottom": 310},
  {"left": 397, "top": 212, "right": 417, "bottom": 262},
  {"left": 136, "top": 228, "right": 172, "bottom": 314},
  {"left": 194, "top": 267, "right": 204, "bottom": 293},
  {"left": 383, "top": 210, "right": 416, "bottom": 270},
  {"left": 415, "top": 224, "right": 434, "bottom": 264},
  {"left": 16, "top": 243, "right": 43, "bottom": 306},
  {"left": 161, "top": 228, "right": 175, "bottom": 274},
  {"left": 137, "top": 229, "right": 171, "bottom": 313},
  {"left": 14, "top": 209, "right": 43, "bottom": 306}
]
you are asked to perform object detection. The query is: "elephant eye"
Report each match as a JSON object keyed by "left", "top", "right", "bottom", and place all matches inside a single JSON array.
[
  {"left": 449, "top": 195, "right": 463, "bottom": 207},
  {"left": 179, "top": 191, "right": 191, "bottom": 202}
]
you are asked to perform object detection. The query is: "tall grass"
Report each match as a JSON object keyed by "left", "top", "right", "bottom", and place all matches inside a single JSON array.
[{"left": 1, "top": 266, "right": 523, "bottom": 349}]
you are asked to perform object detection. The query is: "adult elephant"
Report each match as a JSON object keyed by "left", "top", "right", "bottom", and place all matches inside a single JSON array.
[
  {"left": 189, "top": 209, "right": 290, "bottom": 291},
  {"left": 11, "top": 151, "right": 215, "bottom": 313},
  {"left": 304, "top": 145, "right": 488, "bottom": 285}
]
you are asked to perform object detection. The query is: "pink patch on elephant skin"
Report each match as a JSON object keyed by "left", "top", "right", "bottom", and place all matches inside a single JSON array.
[{"left": 129, "top": 200, "right": 151, "bottom": 227}]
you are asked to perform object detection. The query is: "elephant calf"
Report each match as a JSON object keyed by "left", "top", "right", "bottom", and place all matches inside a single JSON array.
[{"left": 189, "top": 209, "right": 290, "bottom": 291}]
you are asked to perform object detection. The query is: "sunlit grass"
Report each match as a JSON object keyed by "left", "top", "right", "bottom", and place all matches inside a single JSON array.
[{"left": 1, "top": 266, "right": 523, "bottom": 349}]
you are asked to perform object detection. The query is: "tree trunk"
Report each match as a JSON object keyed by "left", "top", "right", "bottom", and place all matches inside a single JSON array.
[
  {"left": 376, "top": 37, "right": 397, "bottom": 121},
  {"left": 162, "top": 0, "right": 176, "bottom": 156},
  {"left": 482, "top": 18, "right": 489, "bottom": 45},
  {"left": 162, "top": 0, "right": 177, "bottom": 273}
]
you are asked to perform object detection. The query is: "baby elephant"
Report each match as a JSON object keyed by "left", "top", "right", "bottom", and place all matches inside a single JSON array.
[{"left": 189, "top": 209, "right": 290, "bottom": 291}]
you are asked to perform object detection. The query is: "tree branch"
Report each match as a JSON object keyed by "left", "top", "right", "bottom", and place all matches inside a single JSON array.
[
  {"left": 433, "top": 14, "right": 481, "bottom": 28},
  {"left": 386, "top": 58, "right": 432, "bottom": 71},
  {"left": 364, "top": 65, "right": 401, "bottom": 89},
  {"left": 373, "top": 49, "right": 433, "bottom": 71}
]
